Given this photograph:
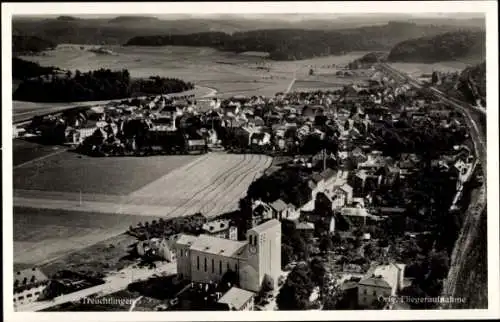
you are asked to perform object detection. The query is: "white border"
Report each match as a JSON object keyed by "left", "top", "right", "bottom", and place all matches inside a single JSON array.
[{"left": 2, "top": 1, "right": 499, "bottom": 321}]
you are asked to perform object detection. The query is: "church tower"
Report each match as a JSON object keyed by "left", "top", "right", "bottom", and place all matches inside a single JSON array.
[{"left": 240, "top": 219, "right": 281, "bottom": 292}]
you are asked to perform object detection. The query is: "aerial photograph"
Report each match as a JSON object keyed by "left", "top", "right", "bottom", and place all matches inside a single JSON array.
[{"left": 8, "top": 6, "right": 489, "bottom": 313}]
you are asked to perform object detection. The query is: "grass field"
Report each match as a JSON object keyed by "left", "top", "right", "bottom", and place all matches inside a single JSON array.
[
  {"left": 388, "top": 61, "right": 474, "bottom": 77},
  {"left": 13, "top": 207, "right": 157, "bottom": 266},
  {"left": 14, "top": 150, "right": 199, "bottom": 194},
  {"left": 13, "top": 139, "right": 68, "bottom": 167},
  {"left": 14, "top": 152, "right": 272, "bottom": 265},
  {"left": 18, "top": 45, "right": 370, "bottom": 98}
]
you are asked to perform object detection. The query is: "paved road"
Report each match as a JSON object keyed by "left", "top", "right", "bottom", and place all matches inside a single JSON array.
[{"left": 15, "top": 262, "right": 177, "bottom": 312}]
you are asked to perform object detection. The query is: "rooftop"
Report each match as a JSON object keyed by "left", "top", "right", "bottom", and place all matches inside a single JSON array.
[
  {"left": 249, "top": 218, "right": 281, "bottom": 234},
  {"left": 218, "top": 286, "right": 255, "bottom": 309},
  {"left": 14, "top": 267, "right": 48, "bottom": 287},
  {"left": 175, "top": 234, "right": 198, "bottom": 247},
  {"left": 189, "top": 234, "right": 247, "bottom": 258},
  {"left": 269, "top": 199, "right": 288, "bottom": 212},
  {"left": 202, "top": 219, "right": 232, "bottom": 233},
  {"left": 359, "top": 276, "right": 392, "bottom": 289}
]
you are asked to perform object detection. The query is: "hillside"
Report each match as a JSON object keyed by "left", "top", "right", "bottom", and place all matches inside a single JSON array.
[
  {"left": 387, "top": 30, "right": 485, "bottom": 63},
  {"left": 125, "top": 22, "right": 476, "bottom": 61},
  {"left": 12, "top": 35, "right": 57, "bottom": 54},
  {"left": 12, "top": 57, "right": 58, "bottom": 80},
  {"left": 348, "top": 51, "right": 388, "bottom": 69},
  {"left": 435, "top": 61, "right": 486, "bottom": 105},
  {"left": 12, "top": 15, "right": 483, "bottom": 49}
]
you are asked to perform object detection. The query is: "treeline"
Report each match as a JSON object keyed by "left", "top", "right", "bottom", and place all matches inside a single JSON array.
[
  {"left": 387, "top": 30, "right": 485, "bottom": 63},
  {"left": 12, "top": 57, "right": 57, "bottom": 80},
  {"left": 125, "top": 22, "right": 468, "bottom": 61},
  {"left": 13, "top": 68, "right": 194, "bottom": 102},
  {"left": 13, "top": 35, "right": 57, "bottom": 54},
  {"left": 456, "top": 61, "right": 486, "bottom": 104},
  {"left": 348, "top": 51, "right": 388, "bottom": 69}
]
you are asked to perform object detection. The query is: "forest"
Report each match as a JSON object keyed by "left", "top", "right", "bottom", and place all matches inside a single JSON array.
[
  {"left": 12, "top": 57, "right": 58, "bottom": 80},
  {"left": 387, "top": 30, "right": 485, "bottom": 63},
  {"left": 125, "top": 22, "right": 472, "bottom": 61},
  {"left": 12, "top": 35, "right": 57, "bottom": 54},
  {"left": 13, "top": 67, "right": 194, "bottom": 102}
]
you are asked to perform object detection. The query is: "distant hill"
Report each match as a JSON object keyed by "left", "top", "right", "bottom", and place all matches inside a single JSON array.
[
  {"left": 12, "top": 15, "right": 484, "bottom": 47},
  {"left": 387, "top": 30, "right": 485, "bottom": 63},
  {"left": 56, "top": 16, "right": 80, "bottom": 21},
  {"left": 108, "top": 16, "right": 160, "bottom": 23},
  {"left": 12, "top": 35, "right": 57, "bottom": 54},
  {"left": 125, "top": 22, "right": 477, "bottom": 61}
]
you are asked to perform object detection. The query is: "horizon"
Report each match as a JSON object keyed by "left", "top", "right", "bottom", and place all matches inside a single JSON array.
[{"left": 14, "top": 12, "right": 485, "bottom": 21}]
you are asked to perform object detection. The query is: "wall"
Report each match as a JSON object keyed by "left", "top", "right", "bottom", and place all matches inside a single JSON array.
[
  {"left": 357, "top": 285, "right": 391, "bottom": 308},
  {"left": 189, "top": 251, "right": 243, "bottom": 284}
]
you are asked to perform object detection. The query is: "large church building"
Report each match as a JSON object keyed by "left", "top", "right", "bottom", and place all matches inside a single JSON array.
[{"left": 174, "top": 219, "right": 281, "bottom": 293}]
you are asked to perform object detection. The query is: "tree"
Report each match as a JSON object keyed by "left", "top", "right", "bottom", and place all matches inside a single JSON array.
[
  {"left": 310, "top": 258, "right": 326, "bottom": 287},
  {"left": 277, "top": 263, "right": 314, "bottom": 310},
  {"left": 282, "top": 244, "right": 295, "bottom": 268},
  {"left": 319, "top": 235, "right": 334, "bottom": 254},
  {"left": 309, "top": 68, "right": 314, "bottom": 76}
]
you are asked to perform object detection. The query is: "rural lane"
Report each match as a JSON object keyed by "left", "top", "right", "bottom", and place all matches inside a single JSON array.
[{"left": 15, "top": 262, "right": 177, "bottom": 312}]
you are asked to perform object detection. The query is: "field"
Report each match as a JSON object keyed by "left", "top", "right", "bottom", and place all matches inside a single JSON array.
[
  {"left": 14, "top": 148, "right": 198, "bottom": 195},
  {"left": 13, "top": 207, "right": 154, "bottom": 266},
  {"left": 18, "top": 45, "right": 370, "bottom": 98},
  {"left": 388, "top": 61, "right": 474, "bottom": 77},
  {"left": 14, "top": 152, "right": 272, "bottom": 265}
]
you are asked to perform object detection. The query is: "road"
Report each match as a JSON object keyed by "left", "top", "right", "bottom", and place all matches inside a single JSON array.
[{"left": 15, "top": 261, "right": 177, "bottom": 312}]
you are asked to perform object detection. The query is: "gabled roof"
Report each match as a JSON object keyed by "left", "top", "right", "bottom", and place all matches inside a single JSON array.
[
  {"left": 175, "top": 234, "right": 198, "bottom": 247},
  {"left": 270, "top": 199, "right": 288, "bottom": 212},
  {"left": 218, "top": 287, "right": 255, "bottom": 310},
  {"left": 359, "top": 277, "right": 392, "bottom": 289}
]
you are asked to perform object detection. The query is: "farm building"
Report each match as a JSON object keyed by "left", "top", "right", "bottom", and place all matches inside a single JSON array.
[{"left": 14, "top": 267, "right": 49, "bottom": 308}]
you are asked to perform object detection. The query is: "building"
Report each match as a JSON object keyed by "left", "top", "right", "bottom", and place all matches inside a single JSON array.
[
  {"left": 202, "top": 220, "right": 238, "bottom": 240},
  {"left": 358, "top": 263, "right": 405, "bottom": 308},
  {"left": 217, "top": 286, "right": 255, "bottom": 311},
  {"left": 136, "top": 237, "right": 176, "bottom": 262},
  {"left": 14, "top": 267, "right": 49, "bottom": 307},
  {"left": 269, "top": 199, "right": 299, "bottom": 220},
  {"left": 174, "top": 219, "right": 281, "bottom": 293}
]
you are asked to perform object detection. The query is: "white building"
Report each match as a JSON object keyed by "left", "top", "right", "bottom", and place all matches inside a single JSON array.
[
  {"left": 14, "top": 267, "right": 49, "bottom": 308},
  {"left": 175, "top": 219, "right": 281, "bottom": 293}
]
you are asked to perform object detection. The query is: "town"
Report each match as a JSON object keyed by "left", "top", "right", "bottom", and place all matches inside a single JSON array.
[{"left": 12, "top": 56, "right": 485, "bottom": 312}]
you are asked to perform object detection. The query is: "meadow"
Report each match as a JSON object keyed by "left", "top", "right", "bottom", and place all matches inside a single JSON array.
[
  {"left": 18, "top": 45, "right": 370, "bottom": 98},
  {"left": 14, "top": 149, "right": 199, "bottom": 195}
]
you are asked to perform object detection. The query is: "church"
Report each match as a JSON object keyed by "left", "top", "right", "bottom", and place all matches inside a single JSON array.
[{"left": 174, "top": 219, "right": 281, "bottom": 293}]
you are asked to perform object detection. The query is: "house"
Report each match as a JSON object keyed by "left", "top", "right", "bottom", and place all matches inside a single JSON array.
[
  {"left": 202, "top": 219, "right": 238, "bottom": 241},
  {"left": 269, "top": 199, "right": 299, "bottom": 220},
  {"left": 14, "top": 267, "right": 49, "bottom": 307},
  {"left": 293, "top": 220, "right": 315, "bottom": 238},
  {"left": 137, "top": 237, "right": 176, "bottom": 262},
  {"left": 174, "top": 219, "right": 281, "bottom": 293},
  {"left": 217, "top": 286, "right": 255, "bottom": 311},
  {"left": 329, "top": 183, "right": 353, "bottom": 210},
  {"left": 252, "top": 200, "right": 274, "bottom": 226},
  {"left": 358, "top": 263, "right": 405, "bottom": 308},
  {"left": 249, "top": 132, "right": 271, "bottom": 147}
]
